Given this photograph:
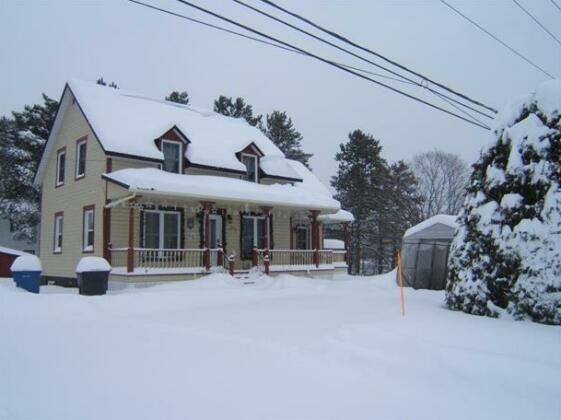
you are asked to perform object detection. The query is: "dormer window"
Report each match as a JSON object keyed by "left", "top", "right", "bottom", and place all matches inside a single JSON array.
[
  {"left": 162, "top": 140, "right": 182, "bottom": 174},
  {"left": 241, "top": 153, "right": 258, "bottom": 183}
]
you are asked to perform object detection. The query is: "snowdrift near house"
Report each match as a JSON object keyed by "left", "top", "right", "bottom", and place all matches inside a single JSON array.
[{"left": 446, "top": 79, "right": 561, "bottom": 325}]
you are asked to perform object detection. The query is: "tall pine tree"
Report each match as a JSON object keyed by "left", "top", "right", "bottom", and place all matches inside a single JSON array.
[
  {"left": 262, "top": 111, "right": 312, "bottom": 168},
  {"left": 331, "top": 130, "right": 388, "bottom": 274},
  {"left": 0, "top": 94, "right": 58, "bottom": 241},
  {"left": 213, "top": 95, "right": 262, "bottom": 127}
]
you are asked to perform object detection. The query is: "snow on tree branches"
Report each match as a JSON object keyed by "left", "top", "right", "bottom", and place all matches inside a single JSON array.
[{"left": 446, "top": 79, "right": 561, "bottom": 325}]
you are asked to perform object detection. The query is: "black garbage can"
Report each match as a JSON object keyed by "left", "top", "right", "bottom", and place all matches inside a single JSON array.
[{"left": 76, "top": 257, "right": 111, "bottom": 296}]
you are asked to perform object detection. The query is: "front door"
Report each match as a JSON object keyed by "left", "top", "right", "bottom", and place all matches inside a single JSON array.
[{"left": 209, "top": 214, "right": 223, "bottom": 266}]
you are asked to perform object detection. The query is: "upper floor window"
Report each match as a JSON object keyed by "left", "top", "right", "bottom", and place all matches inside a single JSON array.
[
  {"left": 75, "top": 138, "right": 87, "bottom": 179},
  {"left": 56, "top": 148, "right": 66, "bottom": 186},
  {"left": 162, "top": 140, "right": 182, "bottom": 174},
  {"left": 241, "top": 153, "right": 258, "bottom": 183}
]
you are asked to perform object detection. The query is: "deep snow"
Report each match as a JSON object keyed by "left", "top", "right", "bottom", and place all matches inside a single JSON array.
[{"left": 0, "top": 272, "right": 559, "bottom": 420}]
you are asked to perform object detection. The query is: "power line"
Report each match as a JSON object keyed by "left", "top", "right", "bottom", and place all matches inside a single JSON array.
[
  {"left": 171, "top": 0, "right": 491, "bottom": 130},
  {"left": 257, "top": 0, "right": 498, "bottom": 114},
  {"left": 127, "top": 0, "right": 415, "bottom": 86},
  {"left": 233, "top": 0, "right": 495, "bottom": 120},
  {"left": 439, "top": 0, "right": 556, "bottom": 79},
  {"left": 551, "top": 0, "right": 561, "bottom": 13},
  {"left": 513, "top": 0, "right": 561, "bottom": 46}
]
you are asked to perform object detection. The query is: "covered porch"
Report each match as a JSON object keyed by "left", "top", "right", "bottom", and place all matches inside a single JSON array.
[{"left": 102, "top": 168, "right": 350, "bottom": 280}]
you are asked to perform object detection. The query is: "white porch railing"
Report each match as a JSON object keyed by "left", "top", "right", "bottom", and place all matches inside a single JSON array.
[
  {"left": 332, "top": 250, "right": 347, "bottom": 264},
  {"left": 110, "top": 248, "right": 205, "bottom": 270}
]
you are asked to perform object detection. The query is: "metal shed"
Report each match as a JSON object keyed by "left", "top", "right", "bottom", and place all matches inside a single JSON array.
[{"left": 399, "top": 215, "right": 458, "bottom": 290}]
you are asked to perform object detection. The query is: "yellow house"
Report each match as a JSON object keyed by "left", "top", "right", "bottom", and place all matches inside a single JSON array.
[{"left": 34, "top": 80, "right": 353, "bottom": 285}]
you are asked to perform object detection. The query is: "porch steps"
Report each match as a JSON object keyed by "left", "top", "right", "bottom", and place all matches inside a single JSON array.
[{"left": 233, "top": 273, "right": 255, "bottom": 285}]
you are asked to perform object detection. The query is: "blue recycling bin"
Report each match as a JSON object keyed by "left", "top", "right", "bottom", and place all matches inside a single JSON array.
[
  {"left": 11, "top": 255, "right": 42, "bottom": 294},
  {"left": 12, "top": 270, "right": 41, "bottom": 293}
]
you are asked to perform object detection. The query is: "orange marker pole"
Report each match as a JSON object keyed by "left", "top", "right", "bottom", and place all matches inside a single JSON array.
[{"left": 397, "top": 251, "right": 405, "bottom": 317}]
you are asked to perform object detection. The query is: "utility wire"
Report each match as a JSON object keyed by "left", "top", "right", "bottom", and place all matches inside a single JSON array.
[
  {"left": 127, "top": 0, "right": 414, "bottom": 86},
  {"left": 257, "top": 0, "right": 498, "bottom": 114},
  {"left": 439, "top": 0, "right": 555, "bottom": 79},
  {"left": 551, "top": 0, "right": 561, "bottom": 13},
  {"left": 171, "top": 0, "right": 491, "bottom": 130},
  {"left": 233, "top": 0, "right": 494, "bottom": 120},
  {"left": 513, "top": 0, "right": 561, "bottom": 46}
]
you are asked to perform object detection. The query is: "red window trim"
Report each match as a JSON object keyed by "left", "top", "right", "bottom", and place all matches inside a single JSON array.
[
  {"left": 75, "top": 136, "right": 88, "bottom": 181},
  {"left": 82, "top": 204, "right": 95, "bottom": 253},
  {"left": 55, "top": 146, "right": 67, "bottom": 188},
  {"left": 53, "top": 211, "right": 64, "bottom": 254}
]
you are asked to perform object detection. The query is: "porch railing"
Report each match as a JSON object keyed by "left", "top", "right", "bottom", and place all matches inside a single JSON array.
[
  {"left": 110, "top": 248, "right": 205, "bottom": 270},
  {"left": 261, "top": 249, "right": 315, "bottom": 266},
  {"left": 318, "top": 250, "right": 333, "bottom": 265},
  {"left": 332, "top": 250, "right": 347, "bottom": 264}
]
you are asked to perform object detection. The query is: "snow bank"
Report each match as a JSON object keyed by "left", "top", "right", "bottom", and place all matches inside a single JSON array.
[
  {"left": 10, "top": 255, "right": 42, "bottom": 272},
  {"left": 403, "top": 214, "right": 457, "bottom": 238},
  {"left": 0, "top": 271, "right": 558, "bottom": 420},
  {"left": 104, "top": 167, "right": 340, "bottom": 211},
  {"left": 76, "top": 257, "right": 112, "bottom": 273}
]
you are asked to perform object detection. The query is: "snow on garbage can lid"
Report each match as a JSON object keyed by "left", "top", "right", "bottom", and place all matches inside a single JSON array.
[
  {"left": 11, "top": 255, "right": 42, "bottom": 272},
  {"left": 76, "top": 257, "right": 112, "bottom": 273}
]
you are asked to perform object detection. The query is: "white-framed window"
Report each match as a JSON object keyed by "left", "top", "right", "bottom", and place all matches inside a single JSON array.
[
  {"left": 83, "top": 207, "right": 95, "bottom": 252},
  {"left": 241, "top": 153, "right": 258, "bottom": 183},
  {"left": 53, "top": 213, "right": 63, "bottom": 253},
  {"left": 75, "top": 138, "right": 87, "bottom": 178},
  {"left": 143, "top": 209, "right": 181, "bottom": 249},
  {"left": 162, "top": 140, "right": 182, "bottom": 174},
  {"left": 241, "top": 215, "right": 269, "bottom": 258},
  {"left": 56, "top": 148, "right": 66, "bottom": 186}
]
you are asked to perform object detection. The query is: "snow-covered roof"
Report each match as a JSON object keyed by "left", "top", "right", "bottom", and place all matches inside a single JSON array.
[
  {"left": 36, "top": 79, "right": 303, "bottom": 183},
  {"left": 318, "top": 209, "right": 354, "bottom": 223},
  {"left": 323, "top": 239, "right": 345, "bottom": 249},
  {"left": 103, "top": 167, "right": 340, "bottom": 212},
  {"left": 403, "top": 214, "right": 458, "bottom": 238},
  {"left": 0, "top": 246, "right": 32, "bottom": 257}
]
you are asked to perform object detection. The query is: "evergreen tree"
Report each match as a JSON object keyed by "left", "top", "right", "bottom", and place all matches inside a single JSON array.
[
  {"left": 262, "top": 111, "right": 312, "bottom": 168},
  {"left": 331, "top": 130, "right": 388, "bottom": 274},
  {"left": 213, "top": 95, "right": 262, "bottom": 127},
  {"left": 166, "top": 91, "right": 190, "bottom": 105},
  {"left": 446, "top": 80, "right": 561, "bottom": 325},
  {"left": 0, "top": 95, "right": 58, "bottom": 241}
]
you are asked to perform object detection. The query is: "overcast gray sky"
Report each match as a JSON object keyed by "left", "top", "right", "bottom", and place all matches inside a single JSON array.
[{"left": 1, "top": 0, "right": 560, "bottom": 187}]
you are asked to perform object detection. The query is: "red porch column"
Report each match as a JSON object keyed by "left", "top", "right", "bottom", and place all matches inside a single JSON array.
[
  {"left": 201, "top": 201, "right": 213, "bottom": 271},
  {"left": 127, "top": 200, "right": 135, "bottom": 273},
  {"left": 262, "top": 206, "right": 272, "bottom": 251},
  {"left": 310, "top": 210, "right": 320, "bottom": 268}
]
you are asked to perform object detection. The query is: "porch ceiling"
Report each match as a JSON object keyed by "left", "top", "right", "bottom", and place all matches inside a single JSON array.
[{"left": 102, "top": 168, "right": 340, "bottom": 212}]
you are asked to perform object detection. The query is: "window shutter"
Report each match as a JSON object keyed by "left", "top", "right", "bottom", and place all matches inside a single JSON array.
[{"left": 269, "top": 214, "right": 274, "bottom": 249}]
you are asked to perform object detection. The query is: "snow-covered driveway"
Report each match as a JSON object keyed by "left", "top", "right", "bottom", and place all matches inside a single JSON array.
[{"left": 0, "top": 273, "right": 559, "bottom": 420}]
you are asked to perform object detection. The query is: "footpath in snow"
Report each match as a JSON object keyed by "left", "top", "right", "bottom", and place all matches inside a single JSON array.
[{"left": 0, "top": 272, "right": 559, "bottom": 420}]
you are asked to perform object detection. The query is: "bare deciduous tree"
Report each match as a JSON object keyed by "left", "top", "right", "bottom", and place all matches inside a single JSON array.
[{"left": 411, "top": 150, "right": 469, "bottom": 219}]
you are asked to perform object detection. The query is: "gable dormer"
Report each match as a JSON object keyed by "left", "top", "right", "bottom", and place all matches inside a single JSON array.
[
  {"left": 236, "top": 142, "right": 264, "bottom": 183},
  {"left": 154, "top": 126, "right": 190, "bottom": 174}
]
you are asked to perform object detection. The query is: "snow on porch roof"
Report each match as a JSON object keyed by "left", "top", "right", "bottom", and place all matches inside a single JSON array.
[
  {"left": 66, "top": 79, "right": 298, "bottom": 177},
  {"left": 103, "top": 168, "right": 340, "bottom": 211},
  {"left": 403, "top": 214, "right": 458, "bottom": 238},
  {"left": 318, "top": 209, "right": 354, "bottom": 223}
]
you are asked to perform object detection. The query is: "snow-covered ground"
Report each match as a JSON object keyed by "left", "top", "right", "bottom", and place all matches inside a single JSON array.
[{"left": 0, "top": 272, "right": 559, "bottom": 420}]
